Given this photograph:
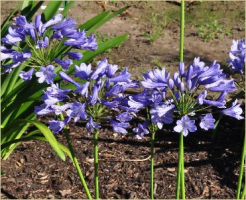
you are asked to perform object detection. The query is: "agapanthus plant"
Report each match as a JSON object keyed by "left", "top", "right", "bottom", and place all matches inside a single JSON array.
[
  {"left": 125, "top": 56, "right": 244, "bottom": 199},
  {"left": 227, "top": 38, "right": 245, "bottom": 200},
  {"left": 1, "top": 14, "right": 97, "bottom": 84},
  {"left": 35, "top": 57, "right": 139, "bottom": 199}
]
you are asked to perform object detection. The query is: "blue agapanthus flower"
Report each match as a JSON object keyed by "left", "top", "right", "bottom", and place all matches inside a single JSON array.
[
  {"left": 228, "top": 39, "right": 245, "bottom": 74},
  {"left": 199, "top": 113, "right": 216, "bottom": 131},
  {"left": 133, "top": 57, "right": 243, "bottom": 137},
  {"left": 174, "top": 115, "right": 197, "bottom": 136},
  {"left": 1, "top": 14, "right": 98, "bottom": 84},
  {"left": 133, "top": 121, "right": 149, "bottom": 139},
  {"left": 35, "top": 58, "right": 139, "bottom": 135},
  {"left": 220, "top": 99, "right": 244, "bottom": 120}
]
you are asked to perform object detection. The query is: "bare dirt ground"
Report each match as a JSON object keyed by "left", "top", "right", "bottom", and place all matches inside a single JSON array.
[{"left": 1, "top": 1, "right": 245, "bottom": 199}]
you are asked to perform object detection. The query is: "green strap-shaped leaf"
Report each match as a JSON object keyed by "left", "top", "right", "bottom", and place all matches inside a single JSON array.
[
  {"left": 21, "top": 0, "right": 34, "bottom": 10},
  {"left": 61, "top": 1, "right": 75, "bottom": 17},
  {"left": 86, "top": 6, "right": 130, "bottom": 35},
  {"left": 21, "top": 0, "right": 35, "bottom": 14},
  {"left": 78, "top": 10, "right": 110, "bottom": 31},
  {"left": 25, "top": 120, "right": 65, "bottom": 161},
  {"left": 25, "top": 1, "right": 44, "bottom": 21},
  {"left": 2, "top": 135, "right": 72, "bottom": 161},
  {"left": 41, "top": 1, "right": 63, "bottom": 22}
]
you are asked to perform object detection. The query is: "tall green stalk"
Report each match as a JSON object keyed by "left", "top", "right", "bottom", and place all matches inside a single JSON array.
[
  {"left": 236, "top": 134, "right": 246, "bottom": 199},
  {"left": 176, "top": 132, "right": 185, "bottom": 199},
  {"left": 58, "top": 78, "right": 92, "bottom": 199},
  {"left": 180, "top": 0, "right": 185, "bottom": 63},
  {"left": 150, "top": 132, "right": 155, "bottom": 199},
  {"left": 64, "top": 128, "right": 92, "bottom": 199},
  {"left": 94, "top": 130, "right": 99, "bottom": 199},
  {"left": 176, "top": 0, "right": 186, "bottom": 199}
]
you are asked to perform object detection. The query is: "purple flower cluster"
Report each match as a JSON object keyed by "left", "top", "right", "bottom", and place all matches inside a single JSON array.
[
  {"left": 228, "top": 39, "right": 245, "bottom": 74},
  {"left": 129, "top": 57, "right": 243, "bottom": 137},
  {"left": 35, "top": 58, "right": 139, "bottom": 135},
  {"left": 35, "top": 56, "right": 244, "bottom": 138},
  {"left": 1, "top": 14, "right": 97, "bottom": 84}
]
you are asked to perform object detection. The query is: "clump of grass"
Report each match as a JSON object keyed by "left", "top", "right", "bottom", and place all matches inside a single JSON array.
[
  {"left": 144, "top": 12, "right": 167, "bottom": 43},
  {"left": 198, "top": 20, "right": 232, "bottom": 42}
]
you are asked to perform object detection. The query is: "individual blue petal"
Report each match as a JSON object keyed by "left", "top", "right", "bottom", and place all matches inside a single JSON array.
[
  {"left": 52, "top": 18, "right": 76, "bottom": 31},
  {"left": 89, "top": 82, "right": 100, "bottom": 105},
  {"left": 34, "top": 104, "right": 54, "bottom": 115},
  {"left": 49, "top": 119, "right": 66, "bottom": 134},
  {"left": 19, "top": 68, "right": 34, "bottom": 81},
  {"left": 51, "top": 31, "right": 63, "bottom": 39},
  {"left": 51, "top": 103, "right": 71, "bottom": 115},
  {"left": 205, "top": 79, "right": 236, "bottom": 92},
  {"left": 55, "top": 58, "right": 73, "bottom": 71},
  {"left": 116, "top": 112, "right": 132, "bottom": 122},
  {"left": 86, "top": 116, "right": 101, "bottom": 135},
  {"left": 43, "top": 14, "right": 63, "bottom": 29},
  {"left": 179, "top": 62, "right": 185, "bottom": 76},
  {"left": 74, "top": 63, "right": 92, "bottom": 79},
  {"left": 91, "top": 58, "right": 108, "bottom": 80},
  {"left": 67, "top": 52, "right": 83, "bottom": 60},
  {"left": 109, "top": 118, "right": 129, "bottom": 134},
  {"left": 75, "top": 81, "right": 90, "bottom": 97},
  {"left": 36, "top": 36, "right": 49, "bottom": 49},
  {"left": 198, "top": 61, "right": 223, "bottom": 78},
  {"left": 35, "top": 15, "right": 41, "bottom": 29},
  {"left": 105, "top": 64, "right": 119, "bottom": 77},
  {"left": 109, "top": 68, "right": 131, "bottom": 83},
  {"left": 15, "top": 15, "right": 35, "bottom": 29},
  {"left": 42, "top": 83, "right": 70, "bottom": 106}
]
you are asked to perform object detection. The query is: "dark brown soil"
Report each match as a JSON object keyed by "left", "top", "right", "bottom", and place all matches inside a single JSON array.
[
  {"left": 1, "top": 1, "right": 245, "bottom": 199},
  {"left": 1, "top": 116, "right": 244, "bottom": 199}
]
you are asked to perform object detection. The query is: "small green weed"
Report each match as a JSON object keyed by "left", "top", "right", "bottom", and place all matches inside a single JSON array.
[
  {"left": 144, "top": 13, "right": 167, "bottom": 43},
  {"left": 198, "top": 20, "right": 232, "bottom": 42},
  {"left": 95, "top": 32, "right": 111, "bottom": 44},
  {"left": 151, "top": 58, "right": 164, "bottom": 69}
]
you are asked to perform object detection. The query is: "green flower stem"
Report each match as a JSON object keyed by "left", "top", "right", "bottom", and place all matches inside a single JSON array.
[
  {"left": 57, "top": 83, "right": 92, "bottom": 199},
  {"left": 180, "top": 133, "right": 185, "bottom": 199},
  {"left": 241, "top": 185, "right": 246, "bottom": 199},
  {"left": 236, "top": 134, "right": 246, "bottom": 199},
  {"left": 176, "top": 0, "right": 186, "bottom": 199},
  {"left": 94, "top": 130, "right": 99, "bottom": 199},
  {"left": 150, "top": 132, "right": 155, "bottom": 199},
  {"left": 176, "top": 133, "right": 186, "bottom": 199},
  {"left": 180, "top": 0, "right": 185, "bottom": 62},
  {"left": 64, "top": 128, "right": 92, "bottom": 199}
]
